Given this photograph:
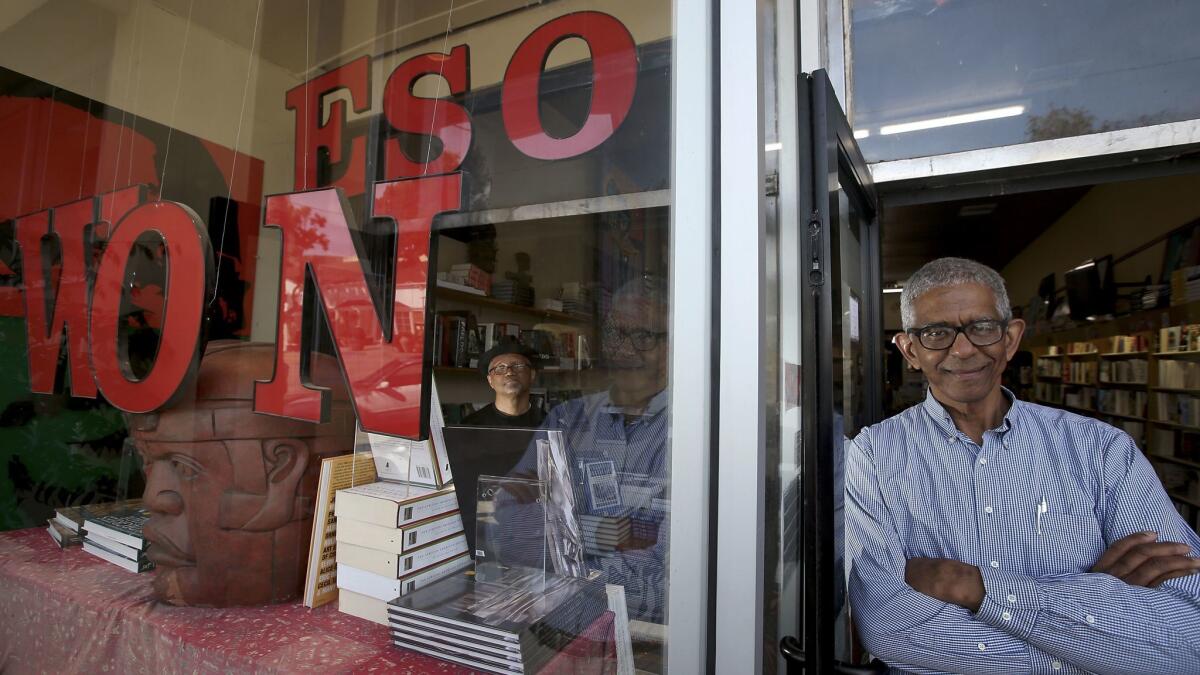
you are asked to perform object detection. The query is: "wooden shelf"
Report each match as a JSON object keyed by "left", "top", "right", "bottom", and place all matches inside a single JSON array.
[
  {"left": 435, "top": 365, "right": 594, "bottom": 377},
  {"left": 1096, "top": 411, "right": 1146, "bottom": 422},
  {"left": 1148, "top": 453, "right": 1200, "bottom": 471},
  {"left": 435, "top": 287, "right": 592, "bottom": 323},
  {"left": 1098, "top": 381, "right": 1147, "bottom": 388},
  {"left": 1151, "top": 387, "right": 1200, "bottom": 394},
  {"left": 1063, "top": 404, "right": 1097, "bottom": 414},
  {"left": 1149, "top": 420, "right": 1200, "bottom": 433},
  {"left": 1036, "top": 374, "right": 1063, "bottom": 381},
  {"left": 1168, "top": 491, "right": 1200, "bottom": 509},
  {"left": 1062, "top": 382, "right": 1097, "bottom": 387},
  {"left": 1038, "top": 353, "right": 1064, "bottom": 359},
  {"left": 1065, "top": 351, "right": 1099, "bottom": 358},
  {"left": 1099, "top": 351, "right": 1148, "bottom": 359},
  {"left": 1153, "top": 350, "right": 1200, "bottom": 359}
]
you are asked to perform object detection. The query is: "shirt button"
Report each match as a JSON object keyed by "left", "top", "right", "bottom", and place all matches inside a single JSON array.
[
  {"left": 977, "top": 642, "right": 986, "bottom": 652},
  {"left": 1052, "top": 661, "right": 1062, "bottom": 670},
  {"left": 1001, "top": 611, "right": 1012, "bottom": 621},
  {"left": 990, "top": 560, "right": 1000, "bottom": 568},
  {"left": 979, "top": 457, "right": 987, "bottom": 465},
  {"left": 984, "top": 506, "right": 994, "bottom": 514},
  {"left": 1086, "top": 614, "right": 1096, "bottom": 624},
  {"left": 1007, "top": 594, "right": 1017, "bottom": 603}
]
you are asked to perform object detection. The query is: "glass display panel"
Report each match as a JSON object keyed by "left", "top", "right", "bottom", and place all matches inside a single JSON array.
[{"left": 0, "top": 1, "right": 679, "bottom": 673}]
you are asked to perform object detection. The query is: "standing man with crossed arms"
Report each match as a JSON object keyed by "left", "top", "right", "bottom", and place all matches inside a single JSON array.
[{"left": 847, "top": 257, "right": 1200, "bottom": 674}]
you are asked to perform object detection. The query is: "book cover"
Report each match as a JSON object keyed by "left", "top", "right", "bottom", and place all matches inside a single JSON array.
[
  {"left": 336, "top": 534, "right": 469, "bottom": 579},
  {"left": 302, "top": 452, "right": 378, "bottom": 608},
  {"left": 82, "top": 503, "right": 151, "bottom": 551},
  {"left": 335, "top": 481, "right": 457, "bottom": 528},
  {"left": 335, "top": 512, "right": 464, "bottom": 554}
]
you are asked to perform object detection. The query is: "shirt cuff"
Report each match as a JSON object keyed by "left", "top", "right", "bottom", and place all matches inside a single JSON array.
[{"left": 975, "top": 568, "right": 1042, "bottom": 640}]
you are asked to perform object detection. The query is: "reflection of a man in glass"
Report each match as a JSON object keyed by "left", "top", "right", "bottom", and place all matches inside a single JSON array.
[{"left": 502, "top": 275, "right": 671, "bottom": 625}]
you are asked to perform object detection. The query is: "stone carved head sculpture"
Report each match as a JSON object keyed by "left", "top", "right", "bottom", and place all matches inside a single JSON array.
[{"left": 129, "top": 341, "right": 355, "bottom": 606}]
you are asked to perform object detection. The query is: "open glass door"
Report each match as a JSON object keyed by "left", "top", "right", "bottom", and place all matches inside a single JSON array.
[{"left": 779, "top": 69, "right": 882, "bottom": 673}]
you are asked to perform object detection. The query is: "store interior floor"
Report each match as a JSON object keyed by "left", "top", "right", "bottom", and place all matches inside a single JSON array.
[{"left": 878, "top": 169, "right": 1200, "bottom": 533}]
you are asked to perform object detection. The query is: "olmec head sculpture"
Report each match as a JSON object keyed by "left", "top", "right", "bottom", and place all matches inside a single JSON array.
[{"left": 129, "top": 341, "right": 355, "bottom": 606}]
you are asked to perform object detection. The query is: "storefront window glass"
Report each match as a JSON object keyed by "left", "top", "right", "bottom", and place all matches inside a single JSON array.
[
  {"left": 0, "top": 1, "right": 678, "bottom": 671},
  {"left": 849, "top": 0, "right": 1200, "bottom": 162}
]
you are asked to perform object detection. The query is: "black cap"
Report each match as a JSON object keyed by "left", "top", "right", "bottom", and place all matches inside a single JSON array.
[{"left": 478, "top": 338, "right": 538, "bottom": 376}]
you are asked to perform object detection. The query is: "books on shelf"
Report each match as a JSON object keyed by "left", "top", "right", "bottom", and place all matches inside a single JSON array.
[
  {"left": 1105, "top": 334, "right": 1148, "bottom": 354},
  {"left": 1158, "top": 324, "right": 1200, "bottom": 353},
  {"left": 387, "top": 568, "right": 608, "bottom": 675},
  {"left": 1154, "top": 392, "right": 1200, "bottom": 428},
  {"left": 1158, "top": 360, "right": 1200, "bottom": 390},
  {"left": 302, "top": 452, "right": 377, "bottom": 609},
  {"left": 1099, "top": 358, "right": 1147, "bottom": 384}
]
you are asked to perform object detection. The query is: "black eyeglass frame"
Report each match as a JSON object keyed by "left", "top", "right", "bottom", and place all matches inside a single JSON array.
[
  {"left": 906, "top": 319, "right": 1010, "bottom": 351},
  {"left": 487, "top": 362, "right": 533, "bottom": 376}
]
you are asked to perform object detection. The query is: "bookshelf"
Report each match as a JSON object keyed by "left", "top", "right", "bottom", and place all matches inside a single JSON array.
[{"left": 1027, "top": 324, "right": 1200, "bottom": 532}]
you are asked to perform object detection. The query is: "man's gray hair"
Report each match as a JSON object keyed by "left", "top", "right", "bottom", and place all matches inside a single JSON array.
[{"left": 900, "top": 257, "right": 1011, "bottom": 330}]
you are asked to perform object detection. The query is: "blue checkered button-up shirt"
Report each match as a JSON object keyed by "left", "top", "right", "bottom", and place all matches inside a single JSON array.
[{"left": 847, "top": 389, "right": 1200, "bottom": 674}]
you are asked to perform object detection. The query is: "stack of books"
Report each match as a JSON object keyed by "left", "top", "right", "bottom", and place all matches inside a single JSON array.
[
  {"left": 387, "top": 568, "right": 607, "bottom": 674},
  {"left": 334, "top": 481, "right": 469, "bottom": 625},
  {"left": 578, "top": 514, "right": 631, "bottom": 554},
  {"left": 80, "top": 501, "right": 153, "bottom": 573},
  {"left": 1171, "top": 266, "right": 1200, "bottom": 306},
  {"left": 491, "top": 280, "right": 534, "bottom": 307},
  {"left": 48, "top": 504, "right": 86, "bottom": 549},
  {"left": 559, "top": 282, "right": 593, "bottom": 317}
]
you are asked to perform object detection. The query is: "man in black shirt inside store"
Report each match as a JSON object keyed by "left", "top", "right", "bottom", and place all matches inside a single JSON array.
[{"left": 463, "top": 339, "right": 546, "bottom": 428}]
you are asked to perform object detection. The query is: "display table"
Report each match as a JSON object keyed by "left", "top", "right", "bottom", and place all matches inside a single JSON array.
[{"left": 0, "top": 528, "right": 615, "bottom": 673}]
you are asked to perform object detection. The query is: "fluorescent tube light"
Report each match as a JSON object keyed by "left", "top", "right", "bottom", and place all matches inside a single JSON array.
[
  {"left": 878, "top": 105, "right": 1025, "bottom": 136},
  {"left": 853, "top": 129, "right": 870, "bottom": 139},
  {"left": 764, "top": 142, "right": 783, "bottom": 152}
]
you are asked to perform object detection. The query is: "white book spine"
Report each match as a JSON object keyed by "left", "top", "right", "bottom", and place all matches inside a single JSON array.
[
  {"left": 401, "top": 534, "right": 469, "bottom": 575},
  {"left": 398, "top": 492, "right": 460, "bottom": 527}
]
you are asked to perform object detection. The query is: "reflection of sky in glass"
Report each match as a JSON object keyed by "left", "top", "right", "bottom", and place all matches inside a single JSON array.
[{"left": 850, "top": 0, "right": 1200, "bottom": 162}]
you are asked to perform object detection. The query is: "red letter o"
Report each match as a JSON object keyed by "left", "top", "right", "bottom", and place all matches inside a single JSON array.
[
  {"left": 502, "top": 12, "right": 638, "bottom": 160},
  {"left": 91, "top": 201, "right": 212, "bottom": 413}
]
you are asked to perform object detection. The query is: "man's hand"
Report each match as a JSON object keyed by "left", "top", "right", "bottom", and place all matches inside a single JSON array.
[
  {"left": 1091, "top": 531, "right": 1200, "bottom": 587},
  {"left": 905, "top": 557, "right": 985, "bottom": 612}
]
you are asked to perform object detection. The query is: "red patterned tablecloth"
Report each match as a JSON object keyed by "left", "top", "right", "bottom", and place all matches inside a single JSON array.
[{"left": 0, "top": 528, "right": 615, "bottom": 674}]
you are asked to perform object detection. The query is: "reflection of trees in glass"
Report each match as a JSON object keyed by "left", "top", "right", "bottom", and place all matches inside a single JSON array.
[{"left": 1026, "top": 105, "right": 1178, "bottom": 142}]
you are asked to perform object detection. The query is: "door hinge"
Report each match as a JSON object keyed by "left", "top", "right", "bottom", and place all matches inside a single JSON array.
[
  {"left": 765, "top": 172, "right": 779, "bottom": 196},
  {"left": 807, "top": 209, "right": 823, "bottom": 286}
]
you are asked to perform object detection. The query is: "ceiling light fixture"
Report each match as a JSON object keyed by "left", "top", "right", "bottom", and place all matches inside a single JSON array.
[{"left": 878, "top": 105, "right": 1025, "bottom": 136}]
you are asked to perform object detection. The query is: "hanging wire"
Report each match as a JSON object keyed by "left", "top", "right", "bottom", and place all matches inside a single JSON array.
[
  {"left": 124, "top": 2, "right": 150, "bottom": 194},
  {"left": 210, "top": 0, "right": 264, "bottom": 306},
  {"left": 302, "top": 0, "right": 311, "bottom": 189},
  {"left": 110, "top": 0, "right": 141, "bottom": 207},
  {"left": 35, "top": 86, "right": 58, "bottom": 210},
  {"left": 77, "top": 70, "right": 96, "bottom": 200},
  {"left": 156, "top": 0, "right": 196, "bottom": 201},
  {"left": 422, "top": 0, "right": 457, "bottom": 176}
]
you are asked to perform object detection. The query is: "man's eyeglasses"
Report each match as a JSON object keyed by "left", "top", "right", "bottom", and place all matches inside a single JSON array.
[
  {"left": 603, "top": 323, "right": 668, "bottom": 351},
  {"left": 488, "top": 362, "right": 531, "bottom": 376},
  {"left": 907, "top": 319, "right": 1008, "bottom": 351}
]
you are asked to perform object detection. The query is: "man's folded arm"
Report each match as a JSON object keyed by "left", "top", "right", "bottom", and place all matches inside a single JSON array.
[
  {"left": 972, "top": 436, "right": 1200, "bottom": 674},
  {"left": 846, "top": 434, "right": 1035, "bottom": 674}
]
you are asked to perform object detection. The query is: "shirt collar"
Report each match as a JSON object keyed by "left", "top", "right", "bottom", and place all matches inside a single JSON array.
[{"left": 921, "top": 386, "right": 1019, "bottom": 439}]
